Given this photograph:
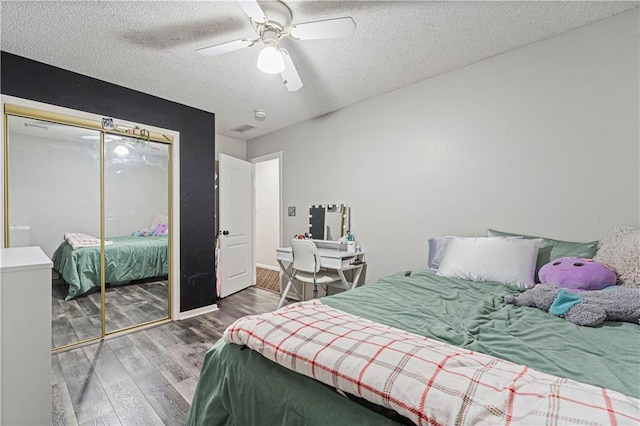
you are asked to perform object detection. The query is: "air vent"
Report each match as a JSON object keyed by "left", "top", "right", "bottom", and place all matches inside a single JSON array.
[{"left": 230, "top": 123, "right": 258, "bottom": 133}]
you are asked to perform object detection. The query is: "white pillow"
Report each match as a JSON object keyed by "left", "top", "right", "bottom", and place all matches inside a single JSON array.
[
  {"left": 428, "top": 235, "right": 524, "bottom": 270},
  {"left": 594, "top": 225, "right": 639, "bottom": 288},
  {"left": 437, "top": 237, "right": 543, "bottom": 288}
]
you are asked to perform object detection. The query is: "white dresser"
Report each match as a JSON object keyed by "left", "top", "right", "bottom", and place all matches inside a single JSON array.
[{"left": 0, "top": 247, "right": 52, "bottom": 425}]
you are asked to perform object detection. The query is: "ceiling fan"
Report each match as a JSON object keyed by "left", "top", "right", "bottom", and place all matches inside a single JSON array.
[{"left": 196, "top": 0, "right": 357, "bottom": 91}]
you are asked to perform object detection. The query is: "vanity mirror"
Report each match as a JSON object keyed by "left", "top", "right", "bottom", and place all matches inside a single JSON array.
[{"left": 308, "top": 204, "right": 350, "bottom": 241}]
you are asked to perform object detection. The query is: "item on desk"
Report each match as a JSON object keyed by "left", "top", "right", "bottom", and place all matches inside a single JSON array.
[{"left": 347, "top": 231, "right": 356, "bottom": 253}]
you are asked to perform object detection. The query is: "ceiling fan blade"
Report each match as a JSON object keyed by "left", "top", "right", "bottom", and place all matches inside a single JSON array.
[
  {"left": 196, "top": 39, "right": 253, "bottom": 57},
  {"left": 289, "top": 17, "right": 356, "bottom": 40},
  {"left": 280, "top": 50, "right": 303, "bottom": 92},
  {"left": 238, "top": 0, "right": 267, "bottom": 24}
]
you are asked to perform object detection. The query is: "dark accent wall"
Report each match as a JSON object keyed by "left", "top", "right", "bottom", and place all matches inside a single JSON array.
[{"left": 1, "top": 51, "right": 216, "bottom": 312}]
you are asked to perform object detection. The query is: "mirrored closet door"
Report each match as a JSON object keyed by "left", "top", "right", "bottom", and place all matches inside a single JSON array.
[
  {"left": 104, "top": 138, "right": 170, "bottom": 333},
  {"left": 4, "top": 104, "right": 173, "bottom": 350},
  {"left": 6, "top": 115, "right": 103, "bottom": 348}
]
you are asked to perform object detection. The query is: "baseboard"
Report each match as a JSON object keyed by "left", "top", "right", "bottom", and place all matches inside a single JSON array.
[
  {"left": 178, "top": 304, "right": 219, "bottom": 320},
  {"left": 256, "top": 263, "right": 280, "bottom": 272}
]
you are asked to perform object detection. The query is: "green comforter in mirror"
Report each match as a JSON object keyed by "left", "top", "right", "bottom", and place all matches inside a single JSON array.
[{"left": 52, "top": 235, "right": 168, "bottom": 300}]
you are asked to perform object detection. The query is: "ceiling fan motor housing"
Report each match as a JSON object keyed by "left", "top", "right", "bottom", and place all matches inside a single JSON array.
[{"left": 258, "top": 0, "right": 293, "bottom": 29}]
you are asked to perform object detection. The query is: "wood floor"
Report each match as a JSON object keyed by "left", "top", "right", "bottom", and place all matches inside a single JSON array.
[
  {"left": 51, "top": 286, "right": 283, "bottom": 425},
  {"left": 52, "top": 278, "right": 169, "bottom": 349},
  {"left": 255, "top": 266, "right": 280, "bottom": 293}
]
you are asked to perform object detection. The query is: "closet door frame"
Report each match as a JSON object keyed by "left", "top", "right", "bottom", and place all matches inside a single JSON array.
[{"left": 1, "top": 97, "right": 180, "bottom": 351}]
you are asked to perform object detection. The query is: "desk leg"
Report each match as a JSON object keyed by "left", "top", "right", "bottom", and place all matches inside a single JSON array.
[
  {"left": 337, "top": 270, "right": 351, "bottom": 291},
  {"left": 351, "top": 265, "right": 364, "bottom": 289},
  {"left": 337, "top": 265, "right": 364, "bottom": 291}
]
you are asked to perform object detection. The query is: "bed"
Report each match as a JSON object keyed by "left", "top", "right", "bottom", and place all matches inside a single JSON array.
[
  {"left": 52, "top": 234, "right": 168, "bottom": 300},
  {"left": 187, "top": 269, "right": 640, "bottom": 425},
  {"left": 187, "top": 232, "right": 640, "bottom": 425}
]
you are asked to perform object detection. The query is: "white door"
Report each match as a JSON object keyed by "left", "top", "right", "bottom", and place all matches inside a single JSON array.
[{"left": 219, "top": 154, "right": 253, "bottom": 297}]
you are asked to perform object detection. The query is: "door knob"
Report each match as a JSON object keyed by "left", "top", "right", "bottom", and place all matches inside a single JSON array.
[{"left": 222, "top": 230, "right": 230, "bottom": 236}]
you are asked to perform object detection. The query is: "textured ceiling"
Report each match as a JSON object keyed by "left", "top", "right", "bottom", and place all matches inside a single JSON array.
[{"left": 2, "top": 1, "right": 638, "bottom": 141}]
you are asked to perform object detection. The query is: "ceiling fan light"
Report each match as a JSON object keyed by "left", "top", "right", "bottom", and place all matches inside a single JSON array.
[
  {"left": 257, "top": 46, "right": 285, "bottom": 74},
  {"left": 114, "top": 144, "right": 129, "bottom": 157}
]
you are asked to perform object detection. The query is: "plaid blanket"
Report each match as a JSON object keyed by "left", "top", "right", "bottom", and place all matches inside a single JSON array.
[{"left": 224, "top": 300, "right": 640, "bottom": 426}]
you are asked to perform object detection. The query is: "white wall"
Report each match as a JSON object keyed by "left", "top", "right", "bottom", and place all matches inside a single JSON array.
[
  {"left": 247, "top": 10, "right": 640, "bottom": 284},
  {"left": 216, "top": 134, "right": 246, "bottom": 160},
  {"left": 254, "top": 158, "right": 280, "bottom": 268}
]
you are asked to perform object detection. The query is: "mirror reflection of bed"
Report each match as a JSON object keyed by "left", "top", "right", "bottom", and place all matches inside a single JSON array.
[{"left": 5, "top": 113, "right": 171, "bottom": 350}]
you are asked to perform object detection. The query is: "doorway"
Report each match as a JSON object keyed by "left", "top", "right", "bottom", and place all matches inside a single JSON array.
[{"left": 251, "top": 152, "right": 282, "bottom": 293}]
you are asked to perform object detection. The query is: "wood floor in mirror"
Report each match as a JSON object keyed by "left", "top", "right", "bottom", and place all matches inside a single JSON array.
[
  {"left": 51, "top": 286, "right": 283, "bottom": 425},
  {"left": 52, "top": 277, "right": 169, "bottom": 348}
]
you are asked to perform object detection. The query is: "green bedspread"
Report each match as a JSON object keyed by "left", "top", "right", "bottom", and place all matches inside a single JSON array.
[
  {"left": 52, "top": 235, "right": 168, "bottom": 300},
  {"left": 187, "top": 270, "right": 640, "bottom": 426}
]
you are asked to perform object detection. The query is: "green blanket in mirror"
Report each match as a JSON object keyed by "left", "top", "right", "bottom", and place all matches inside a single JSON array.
[{"left": 52, "top": 235, "right": 168, "bottom": 300}]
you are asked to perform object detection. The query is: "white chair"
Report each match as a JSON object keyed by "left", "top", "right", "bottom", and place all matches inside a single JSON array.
[{"left": 277, "top": 239, "right": 344, "bottom": 309}]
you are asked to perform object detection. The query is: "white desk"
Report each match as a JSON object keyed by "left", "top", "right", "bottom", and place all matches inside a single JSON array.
[{"left": 275, "top": 245, "right": 365, "bottom": 309}]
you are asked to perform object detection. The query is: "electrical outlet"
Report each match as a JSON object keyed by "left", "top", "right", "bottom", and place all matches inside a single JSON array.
[{"left": 288, "top": 206, "right": 296, "bottom": 217}]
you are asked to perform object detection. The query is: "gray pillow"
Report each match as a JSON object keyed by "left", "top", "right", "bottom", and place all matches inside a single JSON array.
[{"left": 427, "top": 237, "right": 450, "bottom": 270}]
